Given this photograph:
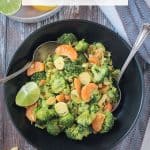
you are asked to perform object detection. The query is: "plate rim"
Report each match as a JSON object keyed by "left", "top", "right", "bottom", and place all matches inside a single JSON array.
[{"left": 9, "top": 6, "right": 63, "bottom": 23}]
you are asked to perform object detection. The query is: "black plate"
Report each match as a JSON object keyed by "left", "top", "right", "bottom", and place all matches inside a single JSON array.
[{"left": 4, "top": 20, "right": 144, "bottom": 150}]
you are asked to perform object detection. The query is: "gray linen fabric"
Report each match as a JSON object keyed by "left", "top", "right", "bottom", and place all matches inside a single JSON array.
[
  {"left": 114, "top": 65, "right": 150, "bottom": 150},
  {"left": 98, "top": 1, "right": 150, "bottom": 149},
  {"left": 116, "top": 0, "right": 150, "bottom": 64}
]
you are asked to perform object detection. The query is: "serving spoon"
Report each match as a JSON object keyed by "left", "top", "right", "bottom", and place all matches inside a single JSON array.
[
  {"left": 0, "top": 41, "right": 58, "bottom": 84},
  {"left": 0, "top": 23, "right": 150, "bottom": 112},
  {"left": 112, "top": 23, "right": 150, "bottom": 112}
]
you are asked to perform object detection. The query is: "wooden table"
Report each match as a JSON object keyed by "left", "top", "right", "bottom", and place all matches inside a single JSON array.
[{"left": 0, "top": 6, "right": 147, "bottom": 150}]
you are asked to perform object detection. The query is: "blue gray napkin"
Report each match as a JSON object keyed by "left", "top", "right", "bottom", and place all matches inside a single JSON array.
[
  {"left": 99, "top": 1, "right": 150, "bottom": 150},
  {"left": 100, "top": 0, "right": 150, "bottom": 64}
]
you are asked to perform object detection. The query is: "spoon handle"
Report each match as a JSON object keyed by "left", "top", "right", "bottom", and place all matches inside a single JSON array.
[
  {"left": 118, "top": 23, "right": 150, "bottom": 82},
  {"left": 0, "top": 62, "right": 32, "bottom": 84}
]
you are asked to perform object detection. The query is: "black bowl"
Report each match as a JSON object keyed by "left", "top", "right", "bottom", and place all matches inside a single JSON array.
[{"left": 4, "top": 20, "right": 144, "bottom": 150}]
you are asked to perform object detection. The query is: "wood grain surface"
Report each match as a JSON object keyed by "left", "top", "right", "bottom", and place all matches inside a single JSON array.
[{"left": 0, "top": 6, "right": 146, "bottom": 150}]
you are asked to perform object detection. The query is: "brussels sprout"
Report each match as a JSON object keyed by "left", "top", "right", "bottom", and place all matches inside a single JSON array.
[
  {"left": 100, "top": 111, "right": 115, "bottom": 133},
  {"left": 79, "top": 72, "right": 91, "bottom": 85},
  {"left": 54, "top": 102, "right": 69, "bottom": 116},
  {"left": 91, "top": 65, "right": 109, "bottom": 83},
  {"left": 54, "top": 56, "right": 64, "bottom": 70},
  {"left": 57, "top": 33, "right": 77, "bottom": 44},
  {"left": 75, "top": 39, "right": 89, "bottom": 52},
  {"left": 47, "top": 119, "right": 61, "bottom": 136},
  {"left": 59, "top": 113, "right": 74, "bottom": 128},
  {"left": 65, "top": 124, "right": 91, "bottom": 140}
]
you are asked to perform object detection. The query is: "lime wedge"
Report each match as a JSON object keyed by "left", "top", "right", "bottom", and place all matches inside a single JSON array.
[
  {"left": 0, "top": 0, "right": 22, "bottom": 16},
  {"left": 16, "top": 82, "right": 40, "bottom": 107}
]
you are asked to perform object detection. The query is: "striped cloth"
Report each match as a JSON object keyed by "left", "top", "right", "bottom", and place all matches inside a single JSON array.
[
  {"left": 100, "top": 0, "right": 150, "bottom": 64},
  {"left": 99, "top": 1, "right": 150, "bottom": 150}
]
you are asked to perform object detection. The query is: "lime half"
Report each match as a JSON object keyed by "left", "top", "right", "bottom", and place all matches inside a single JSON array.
[
  {"left": 16, "top": 82, "right": 40, "bottom": 107},
  {"left": 0, "top": 0, "right": 22, "bottom": 16}
]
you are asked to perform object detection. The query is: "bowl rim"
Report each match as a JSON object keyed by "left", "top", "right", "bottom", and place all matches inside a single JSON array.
[
  {"left": 4, "top": 19, "right": 144, "bottom": 150},
  {"left": 9, "top": 6, "right": 63, "bottom": 23}
]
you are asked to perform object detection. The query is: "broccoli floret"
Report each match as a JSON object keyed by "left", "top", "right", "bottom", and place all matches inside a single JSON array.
[
  {"left": 71, "top": 90, "right": 82, "bottom": 103},
  {"left": 91, "top": 65, "right": 109, "bottom": 83},
  {"left": 90, "top": 90, "right": 101, "bottom": 103},
  {"left": 94, "top": 42, "right": 106, "bottom": 51},
  {"left": 68, "top": 101, "right": 79, "bottom": 118},
  {"left": 89, "top": 103, "right": 100, "bottom": 114},
  {"left": 45, "top": 56, "right": 55, "bottom": 71},
  {"left": 40, "top": 85, "right": 56, "bottom": 100},
  {"left": 50, "top": 72, "right": 70, "bottom": 94},
  {"left": 65, "top": 124, "right": 91, "bottom": 140},
  {"left": 47, "top": 119, "right": 61, "bottom": 136},
  {"left": 108, "top": 86, "right": 119, "bottom": 103},
  {"left": 59, "top": 113, "right": 74, "bottom": 129},
  {"left": 31, "top": 72, "right": 46, "bottom": 82},
  {"left": 75, "top": 39, "right": 89, "bottom": 52},
  {"left": 63, "top": 60, "right": 83, "bottom": 81},
  {"left": 111, "top": 69, "right": 120, "bottom": 80},
  {"left": 100, "top": 111, "right": 115, "bottom": 133},
  {"left": 88, "top": 42, "right": 105, "bottom": 55},
  {"left": 78, "top": 102, "right": 89, "bottom": 114},
  {"left": 35, "top": 107, "right": 56, "bottom": 123},
  {"left": 63, "top": 84, "right": 70, "bottom": 95},
  {"left": 76, "top": 53, "right": 87, "bottom": 64},
  {"left": 77, "top": 110, "right": 93, "bottom": 126},
  {"left": 35, "top": 123, "right": 46, "bottom": 129},
  {"left": 57, "top": 33, "right": 77, "bottom": 44}
]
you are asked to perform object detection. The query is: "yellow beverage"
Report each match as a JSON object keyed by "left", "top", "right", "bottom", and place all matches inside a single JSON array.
[{"left": 32, "top": 6, "right": 57, "bottom": 12}]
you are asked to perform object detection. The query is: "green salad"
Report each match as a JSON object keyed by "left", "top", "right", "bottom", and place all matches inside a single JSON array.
[{"left": 16, "top": 33, "right": 120, "bottom": 140}]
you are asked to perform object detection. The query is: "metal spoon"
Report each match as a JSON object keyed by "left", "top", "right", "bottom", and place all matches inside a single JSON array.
[
  {"left": 0, "top": 41, "right": 58, "bottom": 84},
  {"left": 112, "top": 23, "right": 150, "bottom": 112}
]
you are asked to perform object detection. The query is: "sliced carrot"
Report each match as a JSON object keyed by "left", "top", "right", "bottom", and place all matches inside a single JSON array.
[
  {"left": 92, "top": 113, "right": 105, "bottom": 132},
  {"left": 27, "top": 64, "right": 35, "bottom": 76},
  {"left": 65, "top": 95, "right": 71, "bottom": 101},
  {"left": 27, "top": 61, "right": 45, "bottom": 76},
  {"left": 104, "top": 102, "right": 113, "bottom": 112},
  {"left": 39, "top": 80, "right": 46, "bottom": 86},
  {"left": 88, "top": 55, "right": 99, "bottom": 65},
  {"left": 56, "top": 94, "right": 65, "bottom": 102},
  {"left": 34, "top": 61, "right": 45, "bottom": 72},
  {"left": 74, "top": 78, "right": 81, "bottom": 96},
  {"left": 55, "top": 44, "right": 78, "bottom": 61},
  {"left": 25, "top": 103, "right": 37, "bottom": 123},
  {"left": 81, "top": 83, "right": 98, "bottom": 102}
]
